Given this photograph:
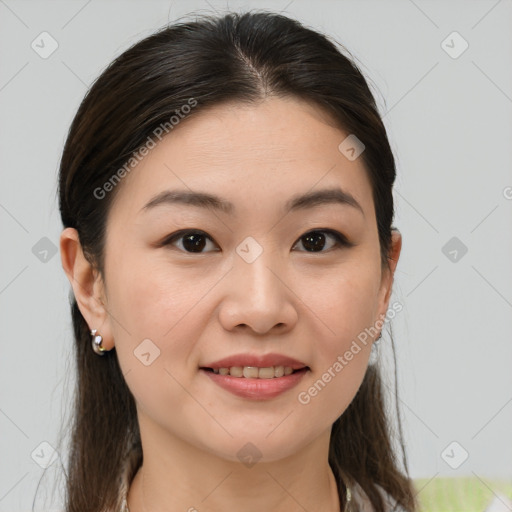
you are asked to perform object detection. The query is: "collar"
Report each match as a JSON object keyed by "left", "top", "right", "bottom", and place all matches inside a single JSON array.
[{"left": 117, "top": 442, "right": 142, "bottom": 512}]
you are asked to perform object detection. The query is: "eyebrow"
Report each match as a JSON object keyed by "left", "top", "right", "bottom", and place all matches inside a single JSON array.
[{"left": 141, "top": 187, "right": 364, "bottom": 217}]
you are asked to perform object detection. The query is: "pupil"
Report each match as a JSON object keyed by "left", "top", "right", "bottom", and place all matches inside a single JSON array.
[
  {"left": 183, "top": 233, "right": 206, "bottom": 252},
  {"left": 303, "top": 232, "right": 325, "bottom": 252}
]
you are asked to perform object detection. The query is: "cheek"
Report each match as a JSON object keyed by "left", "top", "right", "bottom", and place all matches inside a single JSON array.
[
  {"left": 288, "top": 258, "right": 382, "bottom": 422},
  {"left": 302, "top": 256, "right": 381, "bottom": 350},
  {"left": 107, "top": 250, "right": 206, "bottom": 338},
  {"left": 104, "top": 253, "right": 203, "bottom": 388}
]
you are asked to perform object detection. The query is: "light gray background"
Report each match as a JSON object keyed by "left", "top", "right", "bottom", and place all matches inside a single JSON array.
[{"left": 1, "top": 0, "right": 511, "bottom": 510}]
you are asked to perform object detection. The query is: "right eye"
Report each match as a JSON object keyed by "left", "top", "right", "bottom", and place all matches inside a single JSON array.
[{"left": 161, "top": 230, "right": 220, "bottom": 253}]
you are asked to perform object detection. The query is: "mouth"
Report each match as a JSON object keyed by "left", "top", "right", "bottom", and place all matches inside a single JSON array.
[
  {"left": 199, "top": 365, "right": 310, "bottom": 379},
  {"left": 199, "top": 365, "right": 310, "bottom": 400},
  {"left": 199, "top": 353, "right": 310, "bottom": 399}
]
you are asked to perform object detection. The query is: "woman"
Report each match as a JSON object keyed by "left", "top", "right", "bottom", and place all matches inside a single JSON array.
[{"left": 58, "top": 10, "right": 417, "bottom": 512}]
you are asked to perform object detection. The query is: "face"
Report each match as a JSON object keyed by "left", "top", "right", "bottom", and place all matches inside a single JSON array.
[{"left": 82, "top": 96, "right": 399, "bottom": 463}]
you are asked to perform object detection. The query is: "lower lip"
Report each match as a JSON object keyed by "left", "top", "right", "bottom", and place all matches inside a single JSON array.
[{"left": 200, "top": 368, "right": 309, "bottom": 400}]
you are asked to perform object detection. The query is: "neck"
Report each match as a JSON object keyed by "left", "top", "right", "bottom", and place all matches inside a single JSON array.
[{"left": 127, "top": 416, "right": 341, "bottom": 512}]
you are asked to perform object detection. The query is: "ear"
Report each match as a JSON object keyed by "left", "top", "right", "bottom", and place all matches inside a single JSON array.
[
  {"left": 375, "top": 229, "right": 402, "bottom": 329},
  {"left": 59, "top": 227, "right": 114, "bottom": 350}
]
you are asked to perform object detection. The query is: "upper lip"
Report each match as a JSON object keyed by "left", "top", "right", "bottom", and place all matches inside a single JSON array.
[{"left": 201, "top": 353, "right": 308, "bottom": 370}]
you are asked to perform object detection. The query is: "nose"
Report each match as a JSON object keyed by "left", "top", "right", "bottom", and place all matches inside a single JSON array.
[{"left": 218, "top": 248, "right": 298, "bottom": 335}]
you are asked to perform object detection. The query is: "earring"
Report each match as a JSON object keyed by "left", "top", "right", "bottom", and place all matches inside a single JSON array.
[
  {"left": 90, "top": 329, "right": 107, "bottom": 356},
  {"left": 368, "top": 332, "right": 382, "bottom": 365}
]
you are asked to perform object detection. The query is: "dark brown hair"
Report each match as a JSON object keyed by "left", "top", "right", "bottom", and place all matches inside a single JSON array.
[{"left": 57, "top": 10, "right": 417, "bottom": 512}]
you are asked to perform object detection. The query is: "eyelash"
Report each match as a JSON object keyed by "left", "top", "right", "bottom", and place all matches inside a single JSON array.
[{"left": 160, "top": 229, "right": 353, "bottom": 254}]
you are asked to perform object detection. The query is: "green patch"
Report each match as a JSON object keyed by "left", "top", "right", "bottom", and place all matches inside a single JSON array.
[{"left": 413, "top": 477, "right": 512, "bottom": 512}]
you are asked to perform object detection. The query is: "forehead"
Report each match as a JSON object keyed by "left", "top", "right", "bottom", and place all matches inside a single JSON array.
[{"left": 108, "top": 96, "right": 375, "bottom": 221}]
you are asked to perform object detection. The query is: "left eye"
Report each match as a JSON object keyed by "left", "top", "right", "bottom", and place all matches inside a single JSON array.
[{"left": 292, "top": 229, "right": 350, "bottom": 253}]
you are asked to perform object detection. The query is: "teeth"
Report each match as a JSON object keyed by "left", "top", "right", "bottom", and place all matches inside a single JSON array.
[{"left": 211, "top": 365, "right": 300, "bottom": 378}]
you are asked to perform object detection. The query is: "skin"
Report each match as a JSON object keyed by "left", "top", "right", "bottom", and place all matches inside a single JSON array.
[{"left": 60, "top": 96, "right": 401, "bottom": 512}]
